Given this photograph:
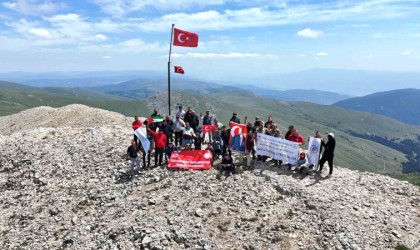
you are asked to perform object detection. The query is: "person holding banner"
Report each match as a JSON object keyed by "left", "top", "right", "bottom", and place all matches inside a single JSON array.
[
  {"left": 202, "top": 110, "right": 213, "bottom": 142},
  {"left": 256, "top": 122, "right": 270, "bottom": 162},
  {"left": 132, "top": 116, "right": 142, "bottom": 144},
  {"left": 165, "top": 141, "right": 178, "bottom": 163},
  {"left": 318, "top": 133, "right": 336, "bottom": 177},
  {"left": 230, "top": 112, "right": 240, "bottom": 124},
  {"left": 287, "top": 129, "right": 305, "bottom": 146},
  {"left": 273, "top": 129, "right": 284, "bottom": 166}
]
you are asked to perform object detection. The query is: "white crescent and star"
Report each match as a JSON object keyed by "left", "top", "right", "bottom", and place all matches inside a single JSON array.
[
  {"left": 230, "top": 126, "right": 242, "bottom": 137},
  {"left": 178, "top": 33, "right": 185, "bottom": 43},
  {"left": 177, "top": 33, "right": 190, "bottom": 43}
]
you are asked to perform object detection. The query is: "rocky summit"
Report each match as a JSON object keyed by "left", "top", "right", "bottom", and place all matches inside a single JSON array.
[{"left": 0, "top": 105, "right": 419, "bottom": 250}]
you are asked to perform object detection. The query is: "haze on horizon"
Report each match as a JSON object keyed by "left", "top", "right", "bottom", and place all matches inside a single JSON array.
[{"left": 0, "top": 0, "right": 420, "bottom": 83}]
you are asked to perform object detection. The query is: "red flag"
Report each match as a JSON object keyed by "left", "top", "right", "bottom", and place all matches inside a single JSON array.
[
  {"left": 173, "top": 28, "right": 199, "bottom": 47},
  {"left": 174, "top": 66, "right": 184, "bottom": 74},
  {"left": 147, "top": 116, "right": 153, "bottom": 125},
  {"left": 169, "top": 150, "right": 213, "bottom": 170},
  {"left": 202, "top": 124, "right": 217, "bottom": 133},
  {"left": 228, "top": 122, "right": 247, "bottom": 152}
]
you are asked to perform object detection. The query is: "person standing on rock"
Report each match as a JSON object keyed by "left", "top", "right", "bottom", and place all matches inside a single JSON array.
[
  {"left": 132, "top": 116, "right": 142, "bottom": 145},
  {"left": 176, "top": 106, "right": 185, "bottom": 120},
  {"left": 318, "top": 133, "right": 336, "bottom": 177},
  {"left": 173, "top": 115, "right": 186, "bottom": 147},
  {"left": 127, "top": 140, "right": 141, "bottom": 176},
  {"left": 164, "top": 115, "right": 174, "bottom": 143},
  {"left": 147, "top": 127, "right": 167, "bottom": 167}
]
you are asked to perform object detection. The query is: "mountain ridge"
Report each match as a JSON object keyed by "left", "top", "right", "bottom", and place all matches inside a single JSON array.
[{"left": 334, "top": 88, "right": 420, "bottom": 125}]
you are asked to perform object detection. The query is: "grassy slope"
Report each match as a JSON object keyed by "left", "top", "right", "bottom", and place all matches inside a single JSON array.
[{"left": 334, "top": 88, "right": 420, "bottom": 125}]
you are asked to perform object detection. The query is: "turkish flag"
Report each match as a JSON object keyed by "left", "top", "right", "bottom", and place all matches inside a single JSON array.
[
  {"left": 173, "top": 28, "right": 199, "bottom": 47},
  {"left": 228, "top": 122, "right": 247, "bottom": 152},
  {"left": 202, "top": 124, "right": 217, "bottom": 133},
  {"left": 174, "top": 66, "right": 184, "bottom": 74}
]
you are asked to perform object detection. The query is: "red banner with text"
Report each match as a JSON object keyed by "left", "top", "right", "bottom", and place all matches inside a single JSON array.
[{"left": 168, "top": 150, "right": 213, "bottom": 170}]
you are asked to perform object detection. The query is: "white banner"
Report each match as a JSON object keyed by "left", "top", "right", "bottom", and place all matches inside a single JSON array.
[
  {"left": 307, "top": 137, "right": 321, "bottom": 166},
  {"left": 256, "top": 133, "right": 300, "bottom": 164},
  {"left": 134, "top": 127, "right": 150, "bottom": 157}
]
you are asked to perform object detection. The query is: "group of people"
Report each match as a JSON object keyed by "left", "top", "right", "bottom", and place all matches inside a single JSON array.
[{"left": 127, "top": 106, "right": 336, "bottom": 177}]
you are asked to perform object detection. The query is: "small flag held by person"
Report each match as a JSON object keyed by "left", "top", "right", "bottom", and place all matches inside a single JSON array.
[
  {"left": 147, "top": 115, "right": 164, "bottom": 125},
  {"left": 174, "top": 66, "right": 185, "bottom": 74},
  {"left": 173, "top": 28, "right": 199, "bottom": 47}
]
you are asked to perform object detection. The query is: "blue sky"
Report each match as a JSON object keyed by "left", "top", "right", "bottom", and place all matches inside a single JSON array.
[{"left": 0, "top": 0, "right": 419, "bottom": 82}]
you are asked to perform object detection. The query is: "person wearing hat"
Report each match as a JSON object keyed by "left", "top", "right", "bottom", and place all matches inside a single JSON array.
[
  {"left": 229, "top": 112, "right": 240, "bottom": 124},
  {"left": 291, "top": 151, "right": 309, "bottom": 172},
  {"left": 318, "top": 132, "right": 336, "bottom": 177}
]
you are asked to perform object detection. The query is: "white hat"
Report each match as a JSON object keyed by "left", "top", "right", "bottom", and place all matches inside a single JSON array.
[{"left": 328, "top": 132, "right": 335, "bottom": 138}]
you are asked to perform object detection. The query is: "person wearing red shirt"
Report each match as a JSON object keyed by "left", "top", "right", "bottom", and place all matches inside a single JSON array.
[
  {"left": 287, "top": 129, "right": 305, "bottom": 146},
  {"left": 147, "top": 127, "right": 167, "bottom": 167},
  {"left": 132, "top": 116, "right": 143, "bottom": 144}
]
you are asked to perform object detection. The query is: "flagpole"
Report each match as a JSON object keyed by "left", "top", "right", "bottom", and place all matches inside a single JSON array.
[{"left": 168, "top": 23, "right": 175, "bottom": 116}]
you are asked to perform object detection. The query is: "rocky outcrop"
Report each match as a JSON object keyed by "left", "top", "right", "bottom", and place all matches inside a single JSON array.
[{"left": 0, "top": 105, "right": 419, "bottom": 249}]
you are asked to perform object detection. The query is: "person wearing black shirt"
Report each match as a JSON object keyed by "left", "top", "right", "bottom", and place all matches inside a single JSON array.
[
  {"left": 127, "top": 140, "right": 141, "bottom": 176},
  {"left": 285, "top": 125, "right": 294, "bottom": 140},
  {"left": 318, "top": 133, "right": 336, "bottom": 177}
]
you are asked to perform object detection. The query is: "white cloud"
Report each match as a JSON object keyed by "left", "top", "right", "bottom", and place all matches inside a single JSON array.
[
  {"left": 133, "top": 1, "right": 420, "bottom": 32},
  {"left": 2, "top": 0, "right": 66, "bottom": 15},
  {"left": 102, "top": 55, "right": 112, "bottom": 59},
  {"left": 94, "top": 34, "right": 109, "bottom": 41},
  {"left": 27, "top": 27, "right": 54, "bottom": 39},
  {"left": 401, "top": 51, "right": 411, "bottom": 56},
  {"left": 296, "top": 28, "right": 324, "bottom": 38},
  {"left": 316, "top": 52, "right": 328, "bottom": 57},
  {"left": 93, "top": 0, "right": 226, "bottom": 16},
  {"left": 171, "top": 52, "right": 277, "bottom": 59},
  {"left": 298, "top": 54, "right": 306, "bottom": 58}
]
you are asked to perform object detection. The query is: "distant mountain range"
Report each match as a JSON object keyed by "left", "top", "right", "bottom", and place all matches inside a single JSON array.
[
  {"left": 3, "top": 68, "right": 420, "bottom": 97},
  {"left": 234, "top": 85, "right": 351, "bottom": 105},
  {"left": 334, "top": 88, "right": 420, "bottom": 125},
  {"left": 245, "top": 69, "right": 420, "bottom": 96},
  {"left": 0, "top": 70, "right": 165, "bottom": 87},
  {"left": 91, "top": 78, "right": 254, "bottom": 100}
]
